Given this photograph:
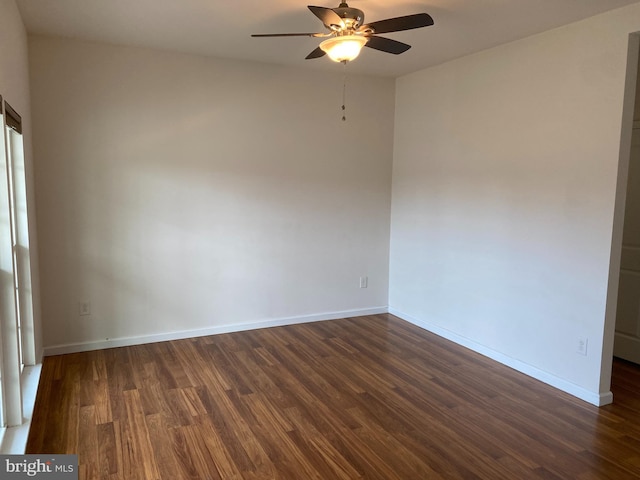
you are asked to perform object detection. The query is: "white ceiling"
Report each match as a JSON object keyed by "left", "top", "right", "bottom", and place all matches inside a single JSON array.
[{"left": 16, "top": 0, "right": 640, "bottom": 77}]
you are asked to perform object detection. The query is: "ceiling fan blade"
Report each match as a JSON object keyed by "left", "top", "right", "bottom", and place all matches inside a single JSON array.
[
  {"left": 308, "top": 5, "right": 345, "bottom": 29},
  {"left": 364, "top": 36, "right": 411, "bottom": 55},
  {"left": 305, "top": 47, "right": 326, "bottom": 60},
  {"left": 252, "top": 33, "right": 326, "bottom": 37},
  {"left": 360, "top": 13, "right": 433, "bottom": 34}
]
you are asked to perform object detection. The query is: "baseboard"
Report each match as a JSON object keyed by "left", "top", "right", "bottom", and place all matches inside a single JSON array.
[
  {"left": 43, "top": 306, "right": 389, "bottom": 356},
  {"left": 598, "top": 390, "right": 614, "bottom": 406},
  {"left": 389, "top": 307, "right": 612, "bottom": 407}
]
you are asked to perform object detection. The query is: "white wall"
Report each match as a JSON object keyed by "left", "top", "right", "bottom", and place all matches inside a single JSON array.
[
  {"left": 390, "top": 3, "right": 640, "bottom": 405},
  {"left": 0, "top": 0, "right": 42, "bottom": 360},
  {"left": 28, "top": 36, "right": 395, "bottom": 352}
]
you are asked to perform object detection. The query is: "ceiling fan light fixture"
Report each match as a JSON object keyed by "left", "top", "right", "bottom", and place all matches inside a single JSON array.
[{"left": 320, "top": 35, "right": 368, "bottom": 62}]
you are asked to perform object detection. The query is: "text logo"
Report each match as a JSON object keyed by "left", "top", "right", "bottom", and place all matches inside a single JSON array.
[{"left": 0, "top": 455, "right": 78, "bottom": 479}]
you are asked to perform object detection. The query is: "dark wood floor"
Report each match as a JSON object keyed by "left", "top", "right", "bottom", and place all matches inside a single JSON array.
[{"left": 26, "top": 314, "right": 640, "bottom": 479}]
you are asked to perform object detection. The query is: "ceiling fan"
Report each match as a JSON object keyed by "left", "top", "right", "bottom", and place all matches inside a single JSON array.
[{"left": 252, "top": 2, "right": 434, "bottom": 63}]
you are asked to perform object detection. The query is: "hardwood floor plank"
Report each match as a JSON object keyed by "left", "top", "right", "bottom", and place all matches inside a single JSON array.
[
  {"left": 145, "top": 414, "right": 181, "bottom": 480},
  {"left": 194, "top": 393, "right": 256, "bottom": 475},
  {"left": 281, "top": 406, "right": 362, "bottom": 480},
  {"left": 97, "top": 422, "right": 118, "bottom": 477},
  {"left": 191, "top": 415, "right": 247, "bottom": 480},
  {"left": 26, "top": 314, "right": 640, "bottom": 479},
  {"left": 78, "top": 405, "right": 98, "bottom": 479}
]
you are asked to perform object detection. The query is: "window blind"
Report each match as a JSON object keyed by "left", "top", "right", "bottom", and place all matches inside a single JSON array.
[{"left": 4, "top": 101, "right": 21, "bottom": 134}]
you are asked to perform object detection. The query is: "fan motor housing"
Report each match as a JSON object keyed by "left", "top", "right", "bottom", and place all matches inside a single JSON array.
[{"left": 334, "top": 4, "right": 364, "bottom": 30}]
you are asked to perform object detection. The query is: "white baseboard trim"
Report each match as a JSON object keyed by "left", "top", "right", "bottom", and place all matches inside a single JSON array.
[
  {"left": 43, "top": 306, "right": 389, "bottom": 356},
  {"left": 389, "top": 307, "right": 612, "bottom": 407}
]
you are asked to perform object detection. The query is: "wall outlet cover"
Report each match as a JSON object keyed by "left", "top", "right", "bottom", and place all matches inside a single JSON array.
[
  {"left": 79, "top": 302, "right": 91, "bottom": 316},
  {"left": 577, "top": 337, "right": 588, "bottom": 356}
]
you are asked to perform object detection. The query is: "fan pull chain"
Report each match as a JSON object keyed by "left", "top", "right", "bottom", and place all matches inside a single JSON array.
[{"left": 341, "top": 60, "right": 348, "bottom": 121}]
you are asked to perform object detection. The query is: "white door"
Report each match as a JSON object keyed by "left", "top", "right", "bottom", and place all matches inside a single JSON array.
[{"left": 615, "top": 123, "right": 640, "bottom": 363}]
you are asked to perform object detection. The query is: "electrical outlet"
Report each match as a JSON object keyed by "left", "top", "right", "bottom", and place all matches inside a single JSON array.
[
  {"left": 577, "top": 336, "right": 588, "bottom": 356},
  {"left": 359, "top": 276, "right": 368, "bottom": 288},
  {"left": 79, "top": 301, "right": 91, "bottom": 316}
]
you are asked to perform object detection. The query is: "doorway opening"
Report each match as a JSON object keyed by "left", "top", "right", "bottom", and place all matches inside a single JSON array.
[
  {"left": 613, "top": 37, "right": 640, "bottom": 364},
  {"left": 603, "top": 32, "right": 640, "bottom": 401}
]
